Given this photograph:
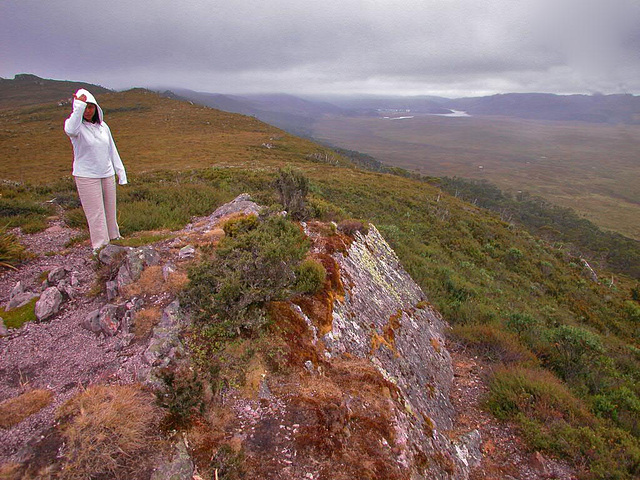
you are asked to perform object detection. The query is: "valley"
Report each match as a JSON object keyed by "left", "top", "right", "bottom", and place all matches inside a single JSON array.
[{"left": 312, "top": 113, "right": 640, "bottom": 239}]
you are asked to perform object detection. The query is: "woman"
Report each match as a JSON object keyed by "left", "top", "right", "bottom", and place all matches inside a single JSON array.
[{"left": 64, "top": 88, "right": 127, "bottom": 253}]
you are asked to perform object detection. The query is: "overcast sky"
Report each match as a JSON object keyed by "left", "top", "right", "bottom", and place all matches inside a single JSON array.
[{"left": 1, "top": 0, "right": 639, "bottom": 97}]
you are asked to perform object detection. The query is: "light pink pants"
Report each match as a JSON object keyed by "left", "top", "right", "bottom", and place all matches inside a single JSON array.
[{"left": 74, "top": 176, "right": 121, "bottom": 250}]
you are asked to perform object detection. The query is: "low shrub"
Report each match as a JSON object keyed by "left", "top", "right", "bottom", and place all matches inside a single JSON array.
[
  {"left": 487, "top": 366, "right": 592, "bottom": 423},
  {"left": 222, "top": 214, "right": 259, "bottom": 238},
  {"left": 486, "top": 367, "right": 640, "bottom": 478},
  {"left": 157, "top": 367, "right": 205, "bottom": 429},
  {"left": 56, "top": 385, "right": 160, "bottom": 480},
  {"left": 451, "top": 324, "right": 538, "bottom": 365},
  {"left": 273, "top": 166, "right": 309, "bottom": 220},
  {"left": 182, "top": 215, "right": 309, "bottom": 336},
  {"left": 294, "top": 258, "right": 327, "bottom": 294},
  {"left": 504, "top": 312, "right": 539, "bottom": 336},
  {"left": 63, "top": 208, "right": 87, "bottom": 229},
  {"left": 545, "top": 325, "right": 604, "bottom": 381},
  {"left": 337, "top": 219, "right": 369, "bottom": 237}
]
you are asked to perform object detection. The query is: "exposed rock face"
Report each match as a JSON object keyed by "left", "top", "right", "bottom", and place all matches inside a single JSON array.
[
  {"left": 323, "top": 225, "right": 463, "bottom": 477},
  {"left": 46, "top": 266, "right": 67, "bottom": 285},
  {"left": 300, "top": 224, "right": 471, "bottom": 478},
  {"left": 222, "top": 220, "right": 479, "bottom": 479},
  {"left": 116, "top": 246, "right": 162, "bottom": 290},
  {"left": 185, "top": 193, "right": 262, "bottom": 234}
]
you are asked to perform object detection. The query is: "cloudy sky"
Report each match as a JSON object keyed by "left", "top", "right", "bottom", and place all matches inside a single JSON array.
[{"left": 1, "top": 0, "right": 639, "bottom": 97}]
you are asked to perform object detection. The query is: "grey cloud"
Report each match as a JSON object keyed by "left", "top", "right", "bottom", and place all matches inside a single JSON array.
[{"left": 1, "top": 0, "right": 639, "bottom": 96}]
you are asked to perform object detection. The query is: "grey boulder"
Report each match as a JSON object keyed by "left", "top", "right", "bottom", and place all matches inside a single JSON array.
[{"left": 35, "top": 287, "right": 63, "bottom": 321}]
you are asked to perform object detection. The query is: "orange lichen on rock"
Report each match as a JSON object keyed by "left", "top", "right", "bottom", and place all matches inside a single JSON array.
[
  {"left": 267, "top": 301, "right": 319, "bottom": 367},
  {"left": 370, "top": 310, "right": 403, "bottom": 356},
  {"left": 384, "top": 310, "right": 403, "bottom": 348}
]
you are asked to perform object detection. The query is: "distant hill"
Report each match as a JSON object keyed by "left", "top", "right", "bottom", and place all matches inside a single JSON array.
[
  {"left": 170, "top": 88, "right": 640, "bottom": 127},
  {"left": 0, "top": 74, "right": 111, "bottom": 109},
  {"left": 163, "top": 88, "right": 346, "bottom": 137}
]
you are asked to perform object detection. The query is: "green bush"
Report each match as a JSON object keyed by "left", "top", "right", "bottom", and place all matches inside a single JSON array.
[
  {"left": 505, "top": 312, "right": 539, "bottom": 336},
  {"left": 546, "top": 325, "right": 605, "bottom": 381},
  {"left": 623, "top": 300, "right": 640, "bottom": 323},
  {"left": 504, "top": 247, "right": 524, "bottom": 267},
  {"left": 182, "top": 215, "right": 309, "bottom": 336},
  {"left": 294, "top": 258, "right": 327, "bottom": 294},
  {"left": 157, "top": 367, "right": 204, "bottom": 429},
  {"left": 222, "top": 214, "right": 259, "bottom": 238}
]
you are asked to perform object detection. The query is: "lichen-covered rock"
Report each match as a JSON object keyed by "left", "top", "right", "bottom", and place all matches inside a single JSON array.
[
  {"left": 178, "top": 245, "right": 195, "bottom": 259},
  {"left": 106, "top": 280, "right": 119, "bottom": 302},
  {"left": 143, "top": 300, "right": 185, "bottom": 368},
  {"left": 162, "top": 262, "right": 177, "bottom": 281},
  {"left": 454, "top": 429, "right": 482, "bottom": 470},
  {"left": 150, "top": 438, "right": 194, "bottom": 480},
  {"left": 82, "top": 309, "right": 102, "bottom": 333},
  {"left": 280, "top": 223, "right": 476, "bottom": 479},
  {"left": 98, "top": 303, "right": 126, "bottom": 337},
  {"left": 34, "top": 287, "right": 63, "bottom": 321},
  {"left": 185, "top": 193, "right": 262, "bottom": 233},
  {"left": 47, "top": 266, "right": 67, "bottom": 285},
  {"left": 116, "top": 246, "right": 161, "bottom": 289},
  {"left": 6, "top": 291, "right": 39, "bottom": 311},
  {"left": 98, "top": 244, "right": 128, "bottom": 266},
  {"left": 10, "top": 281, "right": 24, "bottom": 299}
]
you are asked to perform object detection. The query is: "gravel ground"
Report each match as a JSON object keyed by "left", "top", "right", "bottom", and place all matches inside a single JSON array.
[{"left": 0, "top": 221, "right": 150, "bottom": 464}]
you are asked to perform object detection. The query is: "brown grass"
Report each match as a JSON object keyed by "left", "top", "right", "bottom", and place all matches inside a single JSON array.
[
  {"left": 451, "top": 323, "right": 538, "bottom": 366},
  {"left": 122, "top": 265, "right": 189, "bottom": 298},
  {"left": 0, "top": 389, "right": 53, "bottom": 429},
  {"left": 0, "top": 463, "right": 22, "bottom": 480},
  {"left": 289, "top": 358, "right": 405, "bottom": 480},
  {"left": 132, "top": 307, "right": 162, "bottom": 338},
  {"left": 55, "top": 384, "right": 160, "bottom": 480},
  {"left": 0, "top": 89, "right": 322, "bottom": 185}
]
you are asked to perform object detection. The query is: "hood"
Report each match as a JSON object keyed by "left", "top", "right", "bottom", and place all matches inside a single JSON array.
[{"left": 74, "top": 88, "right": 104, "bottom": 123}]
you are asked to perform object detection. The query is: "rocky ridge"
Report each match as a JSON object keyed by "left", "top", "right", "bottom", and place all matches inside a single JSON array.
[{"left": 0, "top": 194, "right": 569, "bottom": 479}]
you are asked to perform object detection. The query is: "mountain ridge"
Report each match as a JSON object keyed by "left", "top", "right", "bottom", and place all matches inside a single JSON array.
[{"left": 1, "top": 80, "right": 639, "bottom": 478}]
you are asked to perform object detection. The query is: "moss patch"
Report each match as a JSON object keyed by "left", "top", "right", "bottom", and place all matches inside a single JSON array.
[{"left": 0, "top": 298, "right": 38, "bottom": 329}]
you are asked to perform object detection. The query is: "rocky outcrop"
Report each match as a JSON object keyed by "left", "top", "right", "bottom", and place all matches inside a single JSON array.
[
  {"left": 325, "top": 225, "right": 466, "bottom": 477},
  {"left": 143, "top": 300, "right": 185, "bottom": 369},
  {"left": 289, "top": 223, "right": 478, "bottom": 479}
]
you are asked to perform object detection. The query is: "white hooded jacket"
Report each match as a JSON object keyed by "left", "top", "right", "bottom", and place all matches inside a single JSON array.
[{"left": 64, "top": 89, "right": 127, "bottom": 184}]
